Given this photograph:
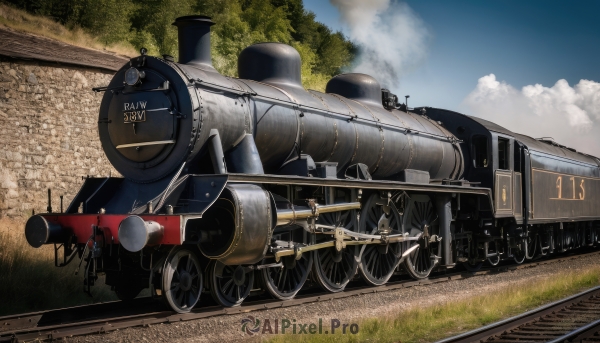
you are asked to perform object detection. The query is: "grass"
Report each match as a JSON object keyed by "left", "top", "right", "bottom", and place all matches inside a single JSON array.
[
  {"left": 0, "top": 216, "right": 116, "bottom": 316},
  {"left": 0, "top": 3, "right": 136, "bottom": 57},
  {"left": 266, "top": 266, "right": 600, "bottom": 343}
]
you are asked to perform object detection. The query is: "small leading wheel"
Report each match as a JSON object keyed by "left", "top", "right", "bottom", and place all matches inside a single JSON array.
[
  {"left": 162, "top": 248, "right": 203, "bottom": 313},
  {"left": 402, "top": 195, "right": 439, "bottom": 279},
  {"left": 463, "top": 261, "right": 483, "bottom": 272},
  {"left": 358, "top": 194, "right": 402, "bottom": 286},
  {"left": 261, "top": 228, "right": 312, "bottom": 300},
  {"left": 114, "top": 282, "right": 143, "bottom": 301},
  {"left": 312, "top": 210, "right": 359, "bottom": 292},
  {"left": 209, "top": 261, "right": 254, "bottom": 307}
]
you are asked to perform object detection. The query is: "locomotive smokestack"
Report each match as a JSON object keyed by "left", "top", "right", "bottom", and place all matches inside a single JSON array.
[{"left": 173, "top": 15, "right": 214, "bottom": 67}]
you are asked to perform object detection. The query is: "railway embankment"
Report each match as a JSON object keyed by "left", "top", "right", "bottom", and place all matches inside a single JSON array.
[{"left": 0, "top": 26, "right": 127, "bottom": 217}]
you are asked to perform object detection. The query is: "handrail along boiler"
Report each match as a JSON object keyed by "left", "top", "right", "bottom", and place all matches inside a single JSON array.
[{"left": 24, "top": 15, "right": 600, "bottom": 312}]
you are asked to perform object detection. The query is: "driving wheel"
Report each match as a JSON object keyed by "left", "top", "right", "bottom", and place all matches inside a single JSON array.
[
  {"left": 402, "top": 195, "right": 439, "bottom": 279},
  {"left": 357, "top": 194, "right": 402, "bottom": 286},
  {"left": 312, "top": 210, "right": 359, "bottom": 292}
]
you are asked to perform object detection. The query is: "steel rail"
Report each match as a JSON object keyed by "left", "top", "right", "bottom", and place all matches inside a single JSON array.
[
  {"left": 546, "top": 318, "right": 600, "bottom": 343},
  {"left": 1, "top": 250, "right": 598, "bottom": 343},
  {"left": 436, "top": 282, "right": 600, "bottom": 343}
]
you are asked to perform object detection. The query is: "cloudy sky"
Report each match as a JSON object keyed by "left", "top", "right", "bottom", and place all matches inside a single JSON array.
[{"left": 303, "top": 0, "right": 600, "bottom": 155}]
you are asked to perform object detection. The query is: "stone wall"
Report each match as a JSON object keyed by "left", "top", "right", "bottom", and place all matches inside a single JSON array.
[{"left": 0, "top": 58, "right": 120, "bottom": 217}]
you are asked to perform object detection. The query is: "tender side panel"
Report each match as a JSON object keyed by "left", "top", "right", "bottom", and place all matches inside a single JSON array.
[{"left": 531, "top": 168, "right": 600, "bottom": 220}]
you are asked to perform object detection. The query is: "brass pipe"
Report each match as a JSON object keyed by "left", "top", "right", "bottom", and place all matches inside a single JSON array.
[
  {"left": 274, "top": 241, "right": 335, "bottom": 261},
  {"left": 276, "top": 202, "right": 360, "bottom": 226},
  {"left": 273, "top": 235, "right": 421, "bottom": 261}
]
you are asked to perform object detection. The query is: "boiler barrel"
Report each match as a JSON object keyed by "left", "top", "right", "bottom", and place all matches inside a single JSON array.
[{"left": 97, "top": 39, "right": 462, "bottom": 182}]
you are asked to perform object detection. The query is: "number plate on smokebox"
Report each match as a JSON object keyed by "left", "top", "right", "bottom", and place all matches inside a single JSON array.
[{"left": 123, "top": 110, "right": 146, "bottom": 123}]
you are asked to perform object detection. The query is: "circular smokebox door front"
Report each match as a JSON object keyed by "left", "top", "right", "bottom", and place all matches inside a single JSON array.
[{"left": 107, "top": 71, "right": 176, "bottom": 163}]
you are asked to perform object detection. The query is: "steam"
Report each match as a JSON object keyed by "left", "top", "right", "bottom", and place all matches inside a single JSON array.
[
  {"left": 464, "top": 74, "right": 600, "bottom": 155},
  {"left": 330, "top": 0, "right": 429, "bottom": 90}
]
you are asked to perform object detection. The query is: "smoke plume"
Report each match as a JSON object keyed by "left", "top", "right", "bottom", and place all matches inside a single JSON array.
[
  {"left": 330, "top": 0, "right": 429, "bottom": 90},
  {"left": 464, "top": 74, "right": 600, "bottom": 155}
]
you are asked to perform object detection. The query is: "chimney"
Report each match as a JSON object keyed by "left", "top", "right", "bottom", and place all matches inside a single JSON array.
[{"left": 172, "top": 15, "right": 214, "bottom": 67}]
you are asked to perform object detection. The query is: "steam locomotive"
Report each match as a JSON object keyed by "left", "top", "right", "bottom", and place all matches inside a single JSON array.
[{"left": 25, "top": 15, "right": 600, "bottom": 313}]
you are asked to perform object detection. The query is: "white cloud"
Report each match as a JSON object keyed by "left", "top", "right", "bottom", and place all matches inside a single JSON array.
[
  {"left": 330, "top": 0, "right": 429, "bottom": 91},
  {"left": 463, "top": 74, "right": 600, "bottom": 156}
]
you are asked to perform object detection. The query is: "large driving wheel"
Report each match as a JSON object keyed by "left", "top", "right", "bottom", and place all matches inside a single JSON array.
[
  {"left": 526, "top": 233, "right": 537, "bottom": 259},
  {"left": 261, "top": 228, "right": 312, "bottom": 300},
  {"left": 312, "top": 210, "right": 359, "bottom": 292},
  {"left": 402, "top": 195, "right": 439, "bottom": 279},
  {"left": 358, "top": 194, "right": 402, "bottom": 286},
  {"left": 208, "top": 261, "right": 254, "bottom": 307},
  {"left": 513, "top": 240, "right": 526, "bottom": 264},
  {"left": 162, "top": 248, "right": 203, "bottom": 313},
  {"left": 487, "top": 241, "right": 501, "bottom": 266}
]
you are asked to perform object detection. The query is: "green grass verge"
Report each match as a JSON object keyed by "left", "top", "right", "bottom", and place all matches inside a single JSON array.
[
  {"left": 266, "top": 266, "right": 600, "bottom": 343},
  {"left": 0, "top": 217, "right": 116, "bottom": 315}
]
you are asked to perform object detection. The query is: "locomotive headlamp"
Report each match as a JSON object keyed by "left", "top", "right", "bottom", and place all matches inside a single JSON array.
[{"left": 125, "top": 67, "right": 145, "bottom": 86}]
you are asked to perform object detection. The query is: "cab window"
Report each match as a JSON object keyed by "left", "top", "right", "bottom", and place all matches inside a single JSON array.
[
  {"left": 498, "top": 138, "right": 509, "bottom": 170},
  {"left": 472, "top": 135, "right": 488, "bottom": 168}
]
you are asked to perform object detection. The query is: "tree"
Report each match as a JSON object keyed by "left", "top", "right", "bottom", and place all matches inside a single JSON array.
[
  {"left": 5, "top": 0, "right": 356, "bottom": 89},
  {"left": 131, "top": 0, "right": 195, "bottom": 57},
  {"left": 78, "top": 0, "right": 134, "bottom": 46}
]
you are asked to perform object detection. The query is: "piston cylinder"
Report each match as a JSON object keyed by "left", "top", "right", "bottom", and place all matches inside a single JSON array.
[
  {"left": 118, "top": 216, "right": 164, "bottom": 252},
  {"left": 196, "top": 184, "right": 273, "bottom": 265}
]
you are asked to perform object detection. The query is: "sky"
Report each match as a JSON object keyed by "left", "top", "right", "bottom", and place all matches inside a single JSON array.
[{"left": 303, "top": 0, "right": 600, "bottom": 155}]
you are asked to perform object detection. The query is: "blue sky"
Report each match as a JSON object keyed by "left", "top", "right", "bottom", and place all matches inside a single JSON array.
[
  {"left": 304, "top": 0, "right": 600, "bottom": 108},
  {"left": 303, "top": 0, "right": 600, "bottom": 154}
]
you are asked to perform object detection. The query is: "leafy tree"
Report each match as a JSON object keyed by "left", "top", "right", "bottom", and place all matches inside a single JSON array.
[
  {"left": 269, "top": 0, "right": 356, "bottom": 75},
  {"left": 130, "top": 0, "right": 195, "bottom": 57},
  {"left": 240, "top": 0, "right": 293, "bottom": 43},
  {"left": 197, "top": 0, "right": 354, "bottom": 89},
  {"left": 129, "top": 29, "right": 160, "bottom": 56},
  {"left": 292, "top": 41, "right": 328, "bottom": 91},
  {"left": 4, "top": 0, "right": 356, "bottom": 90},
  {"left": 198, "top": 0, "right": 254, "bottom": 76},
  {"left": 4, "top": 0, "right": 74, "bottom": 23},
  {"left": 77, "top": 0, "right": 134, "bottom": 45},
  {"left": 315, "top": 31, "right": 355, "bottom": 76}
]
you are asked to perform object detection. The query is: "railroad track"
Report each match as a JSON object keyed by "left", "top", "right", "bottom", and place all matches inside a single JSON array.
[
  {"left": 1, "top": 250, "right": 598, "bottom": 343},
  {"left": 437, "top": 282, "right": 600, "bottom": 343}
]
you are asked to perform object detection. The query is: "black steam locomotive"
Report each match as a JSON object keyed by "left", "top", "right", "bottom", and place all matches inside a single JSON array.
[{"left": 25, "top": 15, "right": 600, "bottom": 313}]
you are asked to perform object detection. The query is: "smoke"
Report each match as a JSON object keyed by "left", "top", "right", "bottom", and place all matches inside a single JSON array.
[
  {"left": 330, "top": 0, "right": 429, "bottom": 90},
  {"left": 463, "top": 74, "right": 600, "bottom": 155}
]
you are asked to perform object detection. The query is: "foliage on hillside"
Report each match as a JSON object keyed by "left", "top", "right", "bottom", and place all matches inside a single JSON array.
[
  {"left": 2, "top": 0, "right": 355, "bottom": 90},
  {"left": 0, "top": 3, "right": 136, "bottom": 56}
]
